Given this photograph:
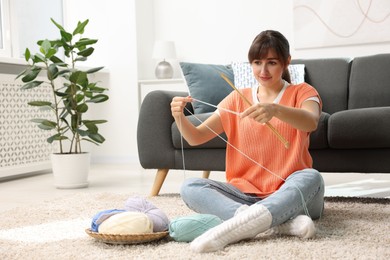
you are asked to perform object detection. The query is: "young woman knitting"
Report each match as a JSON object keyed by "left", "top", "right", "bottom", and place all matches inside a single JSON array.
[{"left": 170, "top": 30, "right": 325, "bottom": 253}]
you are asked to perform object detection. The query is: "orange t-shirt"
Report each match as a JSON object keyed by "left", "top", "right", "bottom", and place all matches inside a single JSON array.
[{"left": 218, "top": 83, "right": 322, "bottom": 198}]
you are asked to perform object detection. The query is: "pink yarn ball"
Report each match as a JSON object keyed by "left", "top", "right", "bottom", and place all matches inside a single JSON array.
[{"left": 124, "top": 196, "right": 169, "bottom": 232}]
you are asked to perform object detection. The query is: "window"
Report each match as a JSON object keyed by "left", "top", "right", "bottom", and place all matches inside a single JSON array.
[
  {"left": 0, "top": 0, "right": 63, "bottom": 60},
  {"left": 0, "top": 0, "right": 11, "bottom": 57}
]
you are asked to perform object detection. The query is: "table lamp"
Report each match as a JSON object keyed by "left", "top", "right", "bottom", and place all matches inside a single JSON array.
[{"left": 152, "top": 40, "right": 176, "bottom": 79}]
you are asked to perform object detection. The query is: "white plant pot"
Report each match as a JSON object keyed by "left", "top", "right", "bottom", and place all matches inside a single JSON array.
[{"left": 51, "top": 153, "right": 90, "bottom": 189}]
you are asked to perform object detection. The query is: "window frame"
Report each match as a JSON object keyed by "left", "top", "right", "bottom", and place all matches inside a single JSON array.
[{"left": 0, "top": 0, "right": 11, "bottom": 57}]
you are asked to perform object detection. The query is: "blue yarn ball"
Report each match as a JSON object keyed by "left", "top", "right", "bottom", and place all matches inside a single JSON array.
[
  {"left": 90, "top": 209, "right": 126, "bottom": 232},
  {"left": 169, "top": 214, "right": 223, "bottom": 242},
  {"left": 124, "top": 196, "right": 170, "bottom": 232}
]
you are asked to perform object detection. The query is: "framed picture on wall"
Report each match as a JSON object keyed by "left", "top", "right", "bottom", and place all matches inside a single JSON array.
[{"left": 293, "top": 0, "right": 390, "bottom": 49}]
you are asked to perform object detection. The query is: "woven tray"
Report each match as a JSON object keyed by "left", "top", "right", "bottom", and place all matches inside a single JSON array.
[{"left": 85, "top": 229, "right": 169, "bottom": 244}]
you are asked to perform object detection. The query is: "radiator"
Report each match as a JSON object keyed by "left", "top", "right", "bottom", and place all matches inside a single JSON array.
[{"left": 0, "top": 74, "right": 54, "bottom": 179}]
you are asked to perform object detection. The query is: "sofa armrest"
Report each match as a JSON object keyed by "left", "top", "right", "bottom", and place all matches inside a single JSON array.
[{"left": 137, "top": 90, "right": 189, "bottom": 169}]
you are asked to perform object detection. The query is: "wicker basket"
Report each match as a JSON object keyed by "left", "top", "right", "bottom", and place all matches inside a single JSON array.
[{"left": 85, "top": 228, "right": 169, "bottom": 244}]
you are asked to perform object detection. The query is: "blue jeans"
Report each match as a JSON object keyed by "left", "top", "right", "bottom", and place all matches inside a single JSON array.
[{"left": 180, "top": 168, "right": 325, "bottom": 227}]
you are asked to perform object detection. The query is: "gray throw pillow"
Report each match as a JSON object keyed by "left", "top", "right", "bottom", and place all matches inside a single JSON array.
[{"left": 180, "top": 62, "right": 234, "bottom": 114}]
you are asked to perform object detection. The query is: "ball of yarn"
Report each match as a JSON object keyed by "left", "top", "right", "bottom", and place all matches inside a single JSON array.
[
  {"left": 91, "top": 209, "right": 126, "bottom": 232},
  {"left": 124, "top": 196, "right": 169, "bottom": 232},
  {"left": 98, "top": 212, "right": 153, "bottom": 234},
  {"left": 169, "top": 214, "right": 223, "bottom": 242}
]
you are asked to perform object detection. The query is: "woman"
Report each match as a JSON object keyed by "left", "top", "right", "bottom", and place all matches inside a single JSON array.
[{"left": 170, "top": 30, "right": 324, "bottom": 253}]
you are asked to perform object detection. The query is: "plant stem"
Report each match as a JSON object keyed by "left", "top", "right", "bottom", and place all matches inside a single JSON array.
[{"left": 47, "top": 63, "right": 63, "bottom": 154}]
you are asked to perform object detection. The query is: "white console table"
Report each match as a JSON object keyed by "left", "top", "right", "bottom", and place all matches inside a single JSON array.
[{"left": 137, "top": 78, "right": 186, "bottom": 110}]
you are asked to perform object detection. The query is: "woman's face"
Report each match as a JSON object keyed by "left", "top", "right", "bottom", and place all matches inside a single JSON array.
[{"left": 251, "top": 49, "right": 286, "bottom": 88}]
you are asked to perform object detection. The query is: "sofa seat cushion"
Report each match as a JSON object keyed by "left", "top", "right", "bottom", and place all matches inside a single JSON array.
[
  {"left": 328, "top": 107, "right": 390, "bottom": 149},
  {"left": 171, "top": 113, "right": 227, "bottom": 149},
  {"left": 309, "top": 112, "right": 330, "bottom": 149}
]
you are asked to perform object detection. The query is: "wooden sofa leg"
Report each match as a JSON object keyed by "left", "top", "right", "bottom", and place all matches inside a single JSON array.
[
  {"left": 202, "top": 170, "right": 210, "bottom": 179},
  {"left": 150, "top": 169, "right": 169, "bottom": 197}
]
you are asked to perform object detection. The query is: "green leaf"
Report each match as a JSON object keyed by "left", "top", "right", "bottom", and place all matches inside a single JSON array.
[
  {"left": 84, "top": 123, "right": 98, "bottom": 134},
  {"left": 87, "top": 94, "right": 109, "bottom": 103},
  {"left": 28, "top": 101, "right": 52, "bottom": 107},
  {"left": 47, "top": 133, "right": 68, "bottom": 144},
  {"left": 76, "top": 129, "right": 89, "bottom": 136},
  {"left": 75, "top": 57, "right": 87, "bottom": 62},
  {"left": 38, "top": 125, "right": 53, "bottom": 130},
  {"left": 31, "top": 118, "right": 50, "bottom": 123},
  {"left": 51, "top": 39, "right": 64, "bottom": 48},
  {"left": 76, "top": 103, "right": 88, "bottom": 113},
  {"left": 33, "top": 53, "right": 46, "bottom": 63},
  {"left": 73, "top": 19, "right": 89, "bottom": 35},
  {"left": 76, "top": 94, "right": 84, "bottom": 103},
  {"left": 33, "top": 119, "right": 57, "bottom": 129},
  {"left": 83, "top": 120, "right": 107, "bottom": 125},
  {"left": 88, "top": 83, "right": 108, "bottom": 93},
  {"left": 54, "top": 90, "right": 68, "bottom": 97},
  {"left": 88, "top": 133, "right": 105, "bottom": 144},
  {"left": 21, "top": 67, "right": 41, "bottom": 82},
  {"left": 37, "top": 122, "right": 56, "bottom": 130},
  {"left": 50, "top": 55, "right": 66, "bottom": 65},
  {"left": 75, "top": 38, "right": 98, "bottom": 48},
  {"left": 77, "top": 47, "right": 94, "bottom": 57},
  {"left": 86, "top": 66, "right": 104, "bottom": 74},
  {"left": 46, "top": 48, "right": 57, "bottom": 59},
  {"left": 47, "top": 64, "right": 59, "bottom": 80},
  {"left": 69, "top": 71, "right": 87, "bottom": 85},
  {"left": 50, "top": 18, "right": 65, "bottom": 31},
  {"left": 64, "top": 49, "right": 71, "bottom": 58},
  {"left": 40, "top": 40, "right": 51, "bottom": 55},
  {"left": 57, "top": 69, "right": 71, "bottom": 77},
  {"left": 25, "top": 48, "right": 31, "bottom": 61},
  {"left": 60, "top": 30, "right": 73, "bottom": 42},
  {"left": 21, "top": 81, "right": 44, "bottom": 90}
]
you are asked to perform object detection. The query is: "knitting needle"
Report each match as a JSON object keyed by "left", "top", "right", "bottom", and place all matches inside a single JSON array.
[{"left": 220, "top": 73, "right": 290, "bottom": 149}]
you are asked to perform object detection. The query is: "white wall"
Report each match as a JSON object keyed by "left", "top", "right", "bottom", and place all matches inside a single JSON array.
[
  {"left": 64, "top": 0, "right": 139, "bottom": 164},
  {"left": 138, "top": 0, "right": 390, "bottom": 80}
]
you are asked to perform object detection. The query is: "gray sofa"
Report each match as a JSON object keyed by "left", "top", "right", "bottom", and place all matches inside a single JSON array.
[{"left": 137, "top": 53, "right": 390, "bottom": 196}]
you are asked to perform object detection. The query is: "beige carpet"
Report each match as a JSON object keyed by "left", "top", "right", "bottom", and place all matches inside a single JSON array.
[{"left": 0, "top": 192, "right": 389, "bottom": 260}]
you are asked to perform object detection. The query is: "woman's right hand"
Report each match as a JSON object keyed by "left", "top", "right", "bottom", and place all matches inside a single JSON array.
[{"left": 170, "top": 96, "right": 193, "bottom": 118}]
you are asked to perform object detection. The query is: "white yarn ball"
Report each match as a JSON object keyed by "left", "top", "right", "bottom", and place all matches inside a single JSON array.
[{"left": 98, "top": 211, "right": 153, "bottom": 234}]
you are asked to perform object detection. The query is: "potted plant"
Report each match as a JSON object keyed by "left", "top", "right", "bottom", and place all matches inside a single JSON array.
[{"left": 16, "top": 18, "right": 109, "bottom": 188}]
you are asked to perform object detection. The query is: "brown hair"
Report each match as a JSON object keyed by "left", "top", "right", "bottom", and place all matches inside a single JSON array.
[{"left": 248, "top": 30, "right": 291, "bottom": 83}]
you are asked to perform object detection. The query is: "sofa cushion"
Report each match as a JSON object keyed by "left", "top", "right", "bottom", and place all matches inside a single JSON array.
[
  {"left": 231, "top": 62, "right": 305, "bottom": 88},
  {"left": 180, "top": 62, "right": 234, "bottom": 114},
  {"left": 349, "top": 54, "right": 390, "bottom": 109},
  {"left": 328, "top": 107, "right": 390, "bottom": 149},
  {"left": 291, "top": 58, "right": 350, "bottom": 115},
  {"left": 171, "top": 113, "right": 227, "bottom": 149}
]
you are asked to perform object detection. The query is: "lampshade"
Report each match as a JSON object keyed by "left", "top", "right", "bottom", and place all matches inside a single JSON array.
[{"left": 152, "top": 41, "right": 177, "bottom": 60}]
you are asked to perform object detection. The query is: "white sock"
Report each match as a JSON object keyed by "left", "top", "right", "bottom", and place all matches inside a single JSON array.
[
  {"left": 190, "top": 204, "right": 272, "bottom": 253},
  {"left": 269, "top": 215, "right": 316, "bottom": 239},
  {"left": 234, "top": 204, "right": 249, "bottom": 216}
]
